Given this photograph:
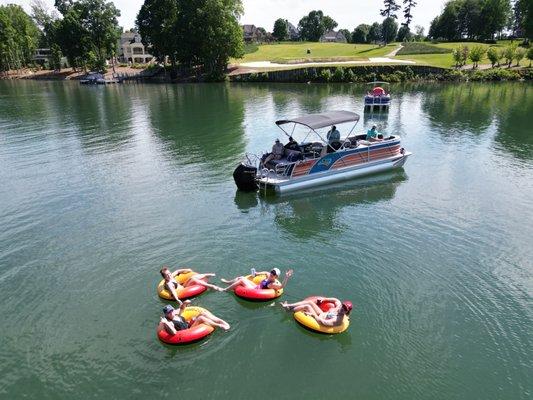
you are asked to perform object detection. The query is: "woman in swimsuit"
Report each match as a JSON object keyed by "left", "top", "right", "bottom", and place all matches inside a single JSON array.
[
  {"left": 220, "top": 268, "right": 293, "bottom": 292},
  {"left": 280, "top": 297, "right": 353, "bottom": 327},
  {"left": 158, "top": 301, "right": 230, "bottom": 335},
  {"left": 160, "top": 266, "right": 223, "bottom": 304}
]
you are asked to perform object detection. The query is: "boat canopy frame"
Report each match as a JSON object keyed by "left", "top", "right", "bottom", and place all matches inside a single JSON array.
[{"left": 275, "top": 110, "right": 361, "bottom": 146}]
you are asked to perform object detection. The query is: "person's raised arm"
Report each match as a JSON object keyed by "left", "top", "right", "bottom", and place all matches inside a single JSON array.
[
  {"left": 161, "top": 317, "right": 177, "bottom": 335},
  {"left": 269, "top": 269, "right": 293, "bottom": 290}
]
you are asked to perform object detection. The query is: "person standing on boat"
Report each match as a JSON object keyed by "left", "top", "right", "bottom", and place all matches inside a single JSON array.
[
  {"left": 327, "top": 126, "right": 341, "bottom": 144},
  {"left": 366, "top": 125, "right": 383, "bottom": 142},
  {"left": 264, "top": 139, "right": 285, "bottom": 165}
]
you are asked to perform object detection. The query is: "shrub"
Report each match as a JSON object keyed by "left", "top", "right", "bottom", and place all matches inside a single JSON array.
[
  {"left": 452, "top": 45, "right": 469, "bottom": 68},
  {"left": 527, "top": 47, "right": 533, "bottom": 67},
  {"left": 319, "top": 69, "right": 332, "bottom": 82},
  {"left": 344, "top": 68, "right": 356, "bottom": 82},
  {"left": 486, "top": 47, "right": 500, "bottom": 67},
  {"left": 331, "top": 67, "right": 344, "bottom": 82},
  {"left": 515, "top": 47, "right": 526, "bottom": 66},
  {"left": 503, "top": 45, "right": 516, "bottom": 67},
  {"left": 468, "top": 45, "right": 485, "bottom": 69}
]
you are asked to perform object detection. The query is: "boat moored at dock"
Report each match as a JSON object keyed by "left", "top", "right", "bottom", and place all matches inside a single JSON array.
[{"left": 233, "top": 110, "right": 411, "bottom": 195}]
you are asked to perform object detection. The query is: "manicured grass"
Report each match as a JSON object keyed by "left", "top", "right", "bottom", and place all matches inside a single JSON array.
[
  {"left": 235, "top": 42, "right": 396, "bottom": 63},
  {"left": 397, "top": 42, "right": 452, "bottom": 55},
  {"left": 396, "top": 53, "right": 455, "bottom": 68},
  {"left": 397, "top": 41, "right": 529, "bottom": 68}
]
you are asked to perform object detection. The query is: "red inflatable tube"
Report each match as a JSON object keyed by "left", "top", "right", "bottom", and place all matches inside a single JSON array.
[
  {"left": 179, "top": 285, "right": 207, "bottom": 300},
  {"left": 158, "top": 324, "right": 214, "bottom": 345},
  {"left": 234, "top": 285, "right": 282, "bottom": 301},
  {"left": 306, "top": 296, "right": 337, "bottom": 312}
]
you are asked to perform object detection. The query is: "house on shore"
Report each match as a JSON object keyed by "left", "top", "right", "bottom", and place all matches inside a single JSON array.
[
  {"left": 288, "top": 22, "right": 300, "bottom": 41},
  {"left": 33, "top": 48, "right": 69, "bottom": 68},
  {"left": 319, "top": 30, "right": 348, "bottom": 43},
  {"left": 117, "top": 30, "right": 154, "bottom": 64},
  {"left": 242, "top": 24, "right": 269, "bottom": 43}
]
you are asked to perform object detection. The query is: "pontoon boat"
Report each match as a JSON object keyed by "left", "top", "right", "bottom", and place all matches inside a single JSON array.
[
  {"left": 233, "top": 110, "right": 411, "bottom": 194},
  {"left": 364, "top": 81, "right": 391, "bottom": 112}
]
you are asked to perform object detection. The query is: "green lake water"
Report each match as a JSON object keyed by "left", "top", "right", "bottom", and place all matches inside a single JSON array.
[{"left": 0, "top": 80, "right": 531, "bottom": 399}]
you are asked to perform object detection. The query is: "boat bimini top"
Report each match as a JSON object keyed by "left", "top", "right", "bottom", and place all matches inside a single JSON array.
[{"left": 275, "top": 110, "right": 360, "bottom": 145}]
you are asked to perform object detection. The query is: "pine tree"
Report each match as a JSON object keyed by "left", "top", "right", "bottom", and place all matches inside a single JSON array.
[
  {"left": 380, "top": 0, "right": 401, "bottom": 19},
  {"left": 402, "top": 0, "right": 417, "bottom": 27}
]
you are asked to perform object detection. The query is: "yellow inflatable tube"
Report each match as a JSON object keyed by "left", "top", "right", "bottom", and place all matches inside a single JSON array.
[
  {"left": 157, "top": 271, "right": 203, "bottom": 300},
  {"left": 293, "top": 311, "right": 350, "bottom": 334}
]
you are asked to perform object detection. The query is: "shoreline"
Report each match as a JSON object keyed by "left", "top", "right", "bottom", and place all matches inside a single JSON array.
[{"left": 2, "top": 64, "right": 531, "bottom": 83}]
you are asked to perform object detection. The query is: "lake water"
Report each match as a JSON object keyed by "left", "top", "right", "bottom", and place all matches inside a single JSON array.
[{"left": 0, "top": 80, "right": 531, "bottom": 400}]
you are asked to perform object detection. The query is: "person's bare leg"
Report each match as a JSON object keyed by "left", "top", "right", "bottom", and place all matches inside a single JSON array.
[
  {"left": 221, "top": 277, "right": 255, "bottom": 292},
  {"left": 220, "top": 276, "right": 243, "bottom": 284},
  {"left": 199, "top": 310, "right": 230, "bottom": 329},
  {"left": 292, "top": 304, "right": 321, "bottom": 318},
  {"left": 188, "top": 276, "right": 223, "bottom": 291},
  {"left": 192, "top": 315, "right": 230, "bottom": 331},
  {"left": 281, "top": 300, "right": 322, "bottom": 314}
]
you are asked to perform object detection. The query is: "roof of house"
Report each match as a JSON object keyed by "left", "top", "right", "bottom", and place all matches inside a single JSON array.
[{"left": 242, "top": 25, "right": 257, "bottom": 34}]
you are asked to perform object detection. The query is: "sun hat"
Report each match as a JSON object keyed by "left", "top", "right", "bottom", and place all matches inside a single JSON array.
[{"left": 270, "top": 268, "right": 281, "bottom": 277}]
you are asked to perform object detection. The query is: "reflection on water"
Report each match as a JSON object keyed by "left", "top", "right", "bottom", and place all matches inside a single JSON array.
[
  {"left": 235, "top": 171, "right": 407, "bottom": 239},
  {"left": 146, "top": 84, "right": 247, "bottom": 171}
]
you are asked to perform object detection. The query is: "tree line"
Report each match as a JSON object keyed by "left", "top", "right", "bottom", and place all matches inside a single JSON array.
[
  {"left": 271, "top": 0, "right": 422, "bottom": 44},
  {"left": 429, "top": 0, "right": 532, "bottom": 41}
]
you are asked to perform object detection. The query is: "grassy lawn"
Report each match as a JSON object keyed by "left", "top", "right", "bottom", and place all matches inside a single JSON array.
[
  {"left": 235, "top": 42, "right": 397, "bottom": 63},
  {"left": 397, "top": 41, "right": 527, "bottom": 68},
  {"left": 396, "top": 53, "right": 455, "bottom": 68}
]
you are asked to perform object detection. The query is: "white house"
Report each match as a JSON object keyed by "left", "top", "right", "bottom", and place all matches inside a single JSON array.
[{"left": 117, "top": 31, "right": 154, "bottom": 64}]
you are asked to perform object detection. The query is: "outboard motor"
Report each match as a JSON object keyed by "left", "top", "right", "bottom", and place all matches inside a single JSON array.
[{"left": 233, "top": 163, "right": 258, "bottom": 191}]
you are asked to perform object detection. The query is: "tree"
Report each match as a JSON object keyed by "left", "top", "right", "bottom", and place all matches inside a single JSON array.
[
  {"left": 414, "top": 25, "right": 425, "bottom": 41},
  {"left": 452, "top": 45, "right": 469, "bottom": 67},
  {"left": 54, "top": 0, "right": 120, "bottom": 72},
  {"left": 381, "top": 0, "right": 401, "bottom": 18},
  {"left": 402, "top": 0, "right": 417, "bottom": 27},
  {"left": 368, "top": 22, "right": 382, "bottom": 43},
  {"left": 174, "top": 0, "right": 244, "bottom": 78},
  {"left": 468, "top": 45, "right": 485, "bottom": 68},
  {"left": 322, "top": 15, "right": 338, "bottom": 31},
  {"left": 352, "top": 24, "right": 370, "bottom": 43},
  {"left": 514, "top": 47, "right": 526, "bottom": 65},
  {"left": 50, "top": 43, "right": 62, "bottom": 71},
  {"left": 517, "top": 0, "right": 533, "bottom": 40},
  {"left": 397, "top": 25, "right": 411, "bottom": 41},
  {"left": 137, "top": 0, "right": 179, "bottom": 69},
  {"left": 527, "top": 46, "right": 533, "bottom": 66},
  {"left": 297, "top": 10, "right": 337, "bottom": 41},
  {"left": 429, "top": 0, "right": 512, "bottom": 40},
  {"left": 479, "top": 0, "right": 512, "bottom": 40},
  {"left": 338, "top": 29, "right": 351, "bottom": 43},
  {"left": 0, "top": 5, "right": 40, "bottom": 73},
  {"left": 381, "top": 17, "right": 399, "bottom": 44},
  {"left": 273, "top": 18, "right": 288, "bottom": 41},
  {"left": 486, "top": 46, "right": 500, "bottom": 67},
  {"left": 503, "top": 44, "right": 516, "bottom": 67}
]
